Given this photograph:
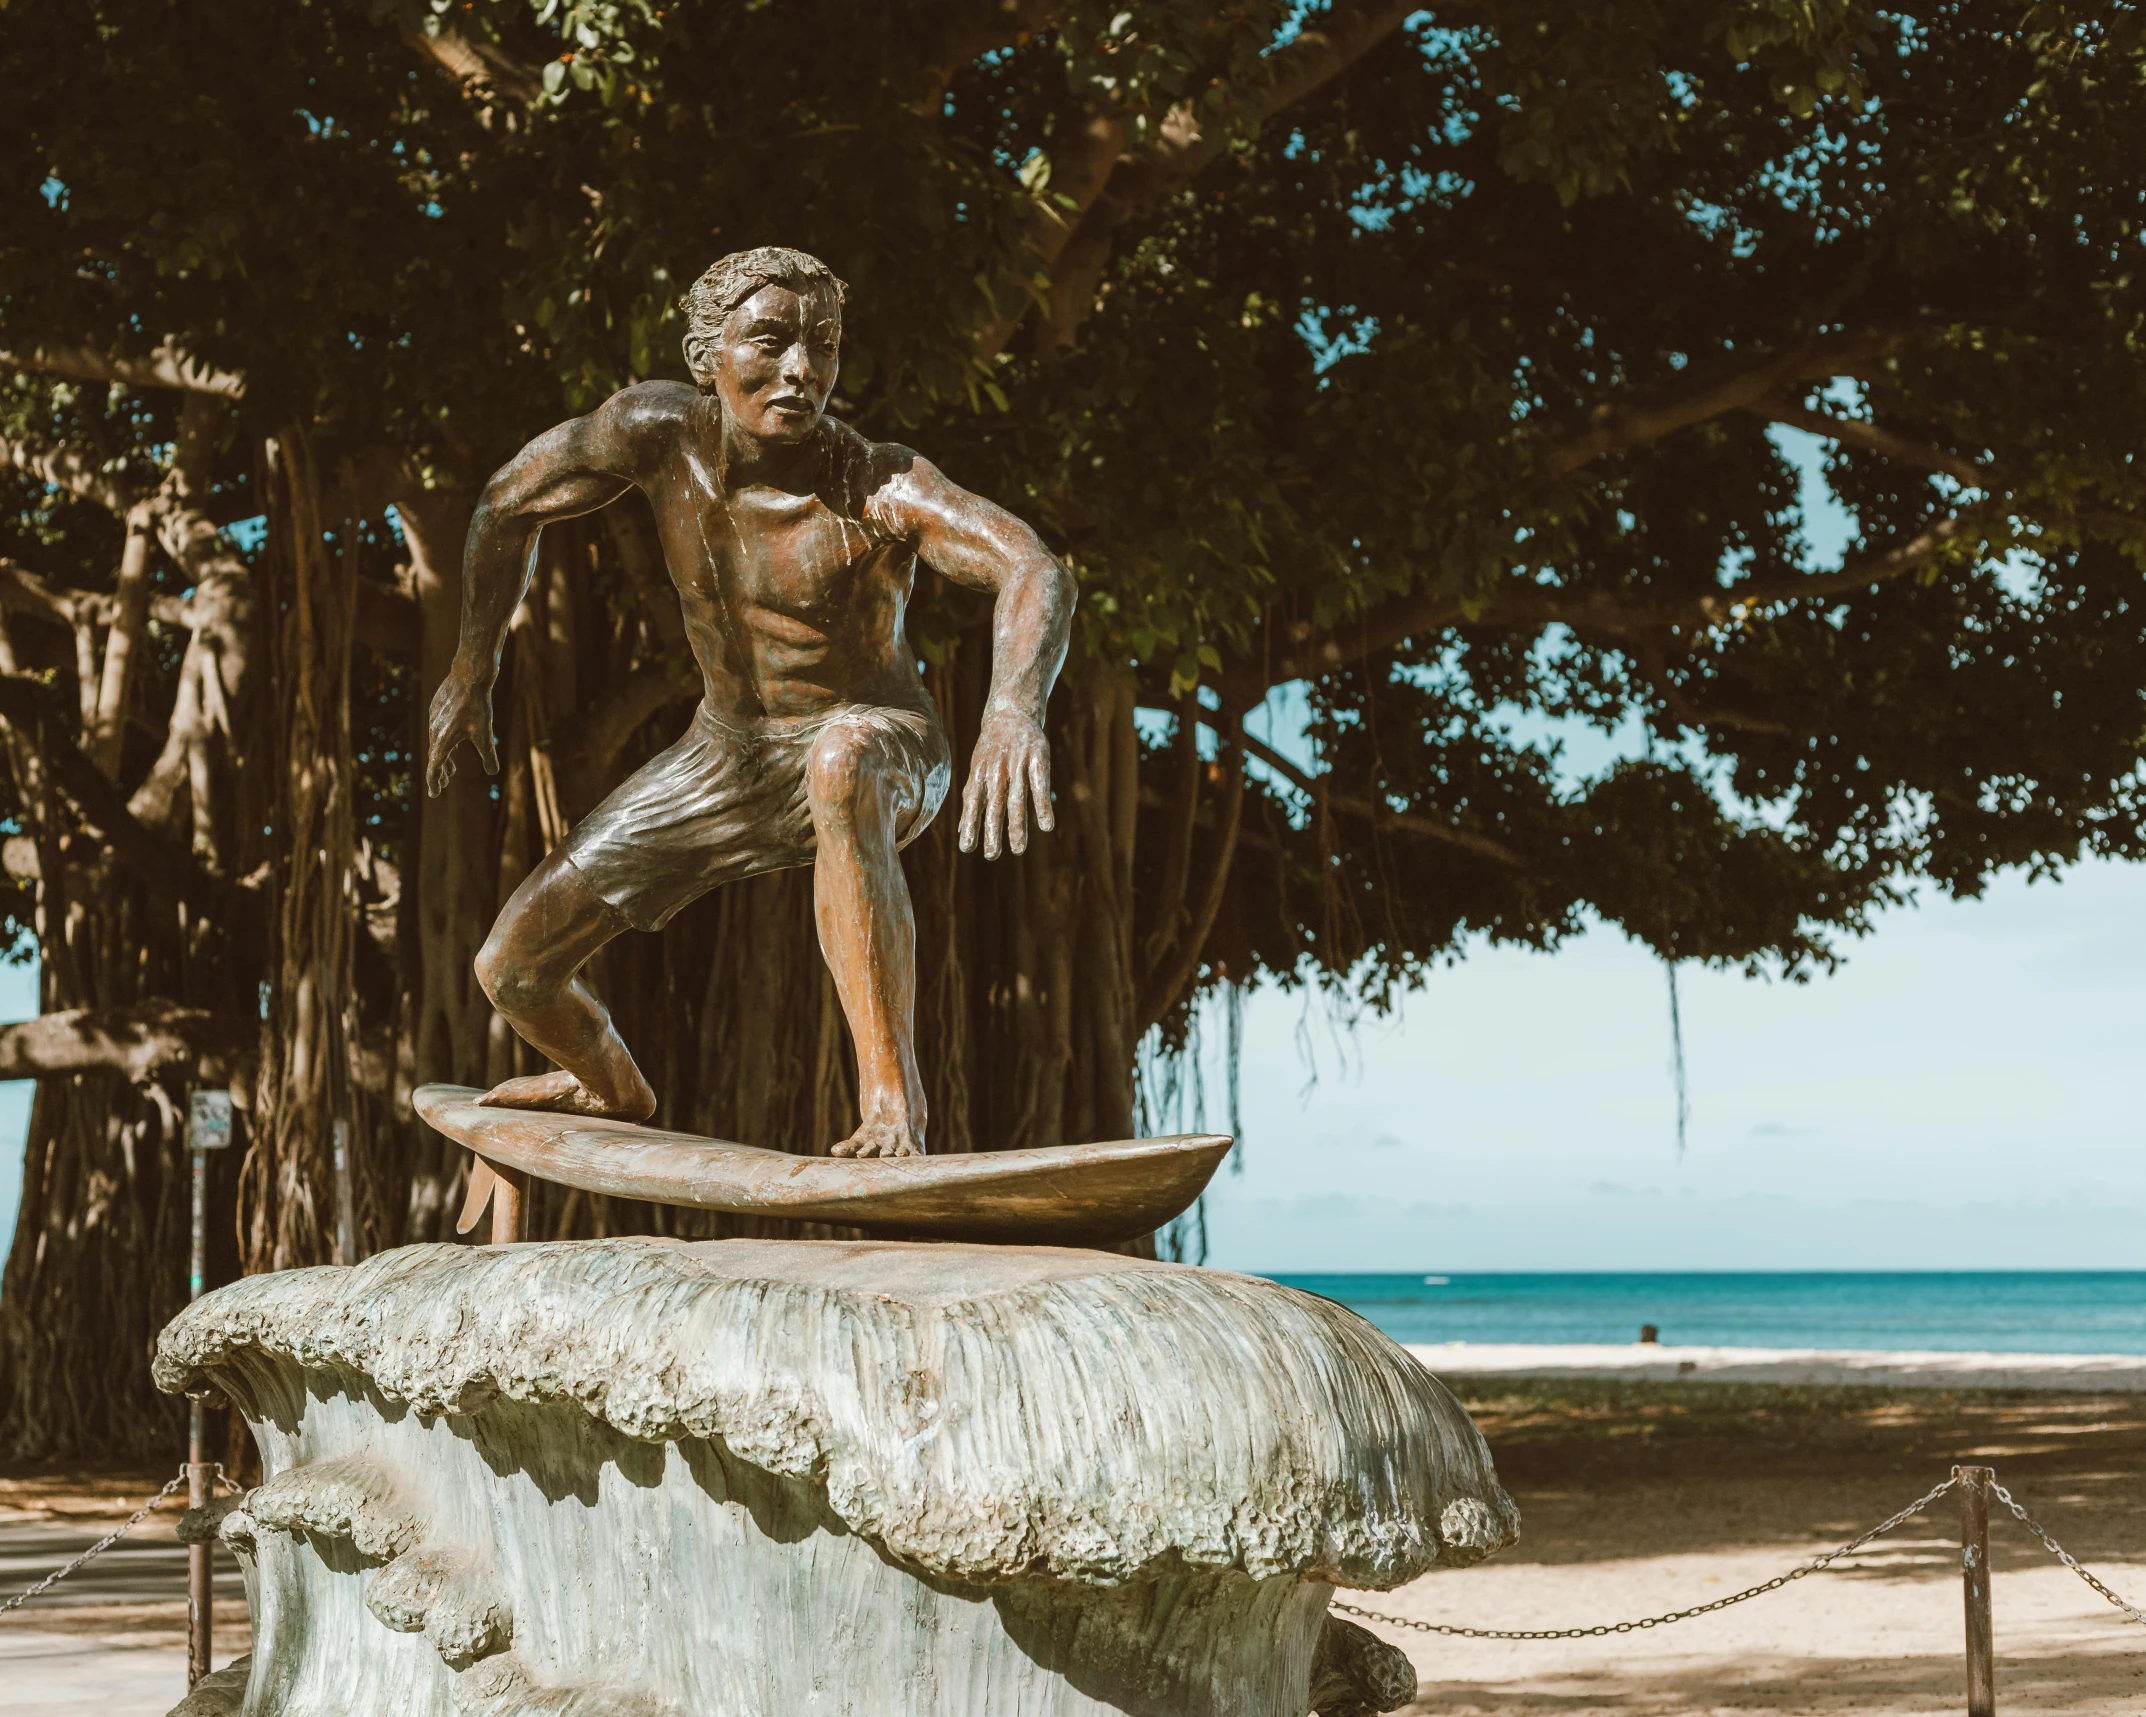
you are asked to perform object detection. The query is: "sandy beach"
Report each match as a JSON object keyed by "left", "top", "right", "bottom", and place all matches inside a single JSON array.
[
  {"left": 1407, "top": 1342, "right": 2146, "bottom": 1392},
  {"left": 1379, "top": 1372, "right": 2146, "bottom": 1714},
  {"left": 3, "top": 1368, "right": 2141, "bottom": 1715}
]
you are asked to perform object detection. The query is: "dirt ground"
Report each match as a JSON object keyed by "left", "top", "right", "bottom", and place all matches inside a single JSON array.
[
  {"left": 1375, "top": 1377, "right": 2146, "bottom": 1715},
  {"left": 2, "top": 1382, "right": 2141, "bottom": 1715},
  {"left": 0, "top": 1463, "right": 250, "bottom": 1715}
]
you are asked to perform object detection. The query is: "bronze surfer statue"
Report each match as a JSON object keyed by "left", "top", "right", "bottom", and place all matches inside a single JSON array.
[{"left": 426, "top": 246, "right": 1072, "bottom": 1160}]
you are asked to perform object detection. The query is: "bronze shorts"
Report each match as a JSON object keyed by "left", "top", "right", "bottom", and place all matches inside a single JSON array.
[{"left": 561, "top": 699, "right": 952, "bottom": 931}]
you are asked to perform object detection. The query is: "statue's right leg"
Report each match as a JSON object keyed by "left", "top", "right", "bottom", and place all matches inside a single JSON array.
[{"left": 471, "top": 847, "right": 657, "bottom": 1120}]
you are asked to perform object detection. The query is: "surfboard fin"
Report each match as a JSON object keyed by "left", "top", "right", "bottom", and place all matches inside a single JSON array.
[{"left": 455, "top": 1155, "right": 499, "bottom": 1235}]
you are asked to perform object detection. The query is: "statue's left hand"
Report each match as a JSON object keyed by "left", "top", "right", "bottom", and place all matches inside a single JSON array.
[
  {"left": 960, "top": 708, "right": 1053, "bottom": 859},
  {"left": 426, "top": 669, "right": 499, "bottom": 798}
]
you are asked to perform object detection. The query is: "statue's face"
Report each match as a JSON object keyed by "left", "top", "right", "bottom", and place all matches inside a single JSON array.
[{"left": 698, "top": 281, "right": 841, "bottom": 444}]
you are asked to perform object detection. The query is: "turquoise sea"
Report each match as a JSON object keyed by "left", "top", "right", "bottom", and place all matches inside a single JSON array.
[{"left": 1270, "top": 1272, "right": 2146, "bottom": 1354}]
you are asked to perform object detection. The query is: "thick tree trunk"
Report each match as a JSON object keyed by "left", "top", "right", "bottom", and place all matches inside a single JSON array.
[
  {"left": 394, "top": 486, "right": 494, "bottom": 1243},
  {"left": 0, "top": 472, "right": 257, "bottom": 1454},
  {"left": 0, "top": 730, "right": 200, "bottom": 1455},
  {"left": 238, "top": 434, "right": 360, "bottom": 1274},
  {"left": 0, "top": 865, "right": 204, "bottom": 1456}
]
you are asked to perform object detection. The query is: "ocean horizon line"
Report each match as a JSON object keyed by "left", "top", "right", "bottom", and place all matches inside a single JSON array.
[
  {"left": 1264, "top": 1266, "right": 2146, "bottom": 1277},
  {"left": 1269, "top": 1268, "right": 2146, "bottom": 1356}
]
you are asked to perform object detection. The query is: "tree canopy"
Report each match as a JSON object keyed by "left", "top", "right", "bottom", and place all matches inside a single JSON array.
[{"left": 2, "top": 0, "right": 2143, "bottom": 1453}]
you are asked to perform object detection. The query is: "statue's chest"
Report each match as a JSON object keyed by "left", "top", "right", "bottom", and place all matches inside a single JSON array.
[{"left": 706, "top": 490, "right": 881, "bottom": 615}]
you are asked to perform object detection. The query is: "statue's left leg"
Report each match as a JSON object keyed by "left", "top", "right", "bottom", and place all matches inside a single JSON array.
[
  {"left": 472, "top": 848, "right": 656, "bottom": 1119},
  {"left": 805, "top": 716, "right": 932, "bottom": 1158}
]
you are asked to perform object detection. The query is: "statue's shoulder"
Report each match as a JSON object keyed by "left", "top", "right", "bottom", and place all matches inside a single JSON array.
[
  {"left": 599, "top": 379, "right": 699, "bottom": 437},
  {"left": 817, "top": 416, "right": 929, "bottom": 530},
  {"left": 818, "top": 414, "right": 899, "bottom": 479},
  {"left": 574, "top": 381, "right": 700, "bottom": 480}
]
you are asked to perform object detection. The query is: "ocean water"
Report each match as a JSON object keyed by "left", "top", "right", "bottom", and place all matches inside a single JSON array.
[{"left": 1268, "top": 1272, "right": 2146, "bottom": 1354}]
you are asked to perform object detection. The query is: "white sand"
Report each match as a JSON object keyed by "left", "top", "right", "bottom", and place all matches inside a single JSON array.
[
  {"left": 1409, "top": 1343, "right": 2146, "bottom": 1391},
  {"left": 0, "top": 1629, "right": 198, "bottom": 1715}
]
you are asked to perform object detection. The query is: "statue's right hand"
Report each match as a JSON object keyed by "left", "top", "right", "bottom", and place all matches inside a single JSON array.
[{"left": 426, "top": 672, "right": 499, "bottom": 797}]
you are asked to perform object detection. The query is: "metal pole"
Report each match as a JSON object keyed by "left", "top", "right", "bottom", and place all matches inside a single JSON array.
[
  {"left": 186, "top": 1141, "right": 211, "bottom": 1688},
  {"left": 1957, "top": 1465, "right": 1995, "bottom": 1717},
  {"left": 332, "top": 1118, "right": 357, "bottom": 1266}
]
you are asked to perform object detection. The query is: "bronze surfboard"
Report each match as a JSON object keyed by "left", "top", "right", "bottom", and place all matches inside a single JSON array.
[{"left": 415, "top": 1084, "right": 1231, "bottom": 1248}]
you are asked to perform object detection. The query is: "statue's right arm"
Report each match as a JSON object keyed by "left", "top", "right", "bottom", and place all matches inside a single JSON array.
[{"left": 426, "top": 385, "right": 682, "bottom": 796}]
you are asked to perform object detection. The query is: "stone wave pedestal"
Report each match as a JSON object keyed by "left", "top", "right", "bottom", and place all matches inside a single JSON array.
[{"left": 155, "top": 1239, "right": 1518, "bottom": 1717}]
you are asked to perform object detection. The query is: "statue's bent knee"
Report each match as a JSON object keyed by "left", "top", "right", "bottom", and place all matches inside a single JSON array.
[
  {"left": 473, "top": 932, "right": 543, "bottom": 1013},
  {"left": 805, "top": 726, "right": 877, "bottom": 821}
]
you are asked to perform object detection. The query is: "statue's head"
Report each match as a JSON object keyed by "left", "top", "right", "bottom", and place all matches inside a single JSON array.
[{"left": 681, "top": 246, "right": 846, "bottom": 445}]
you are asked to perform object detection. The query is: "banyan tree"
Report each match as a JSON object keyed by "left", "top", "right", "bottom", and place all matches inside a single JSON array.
[{"left": 3, "top": 1, "right": 2143, "bottom": 1453}]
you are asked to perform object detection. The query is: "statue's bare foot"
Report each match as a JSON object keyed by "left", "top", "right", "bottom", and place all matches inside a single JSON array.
[
  {"left": 476, "top": 1070, "right": 656, "bottom": 1122},
  {"left": 831, "top": 1117, "right": 925, "bottom": 1159}
]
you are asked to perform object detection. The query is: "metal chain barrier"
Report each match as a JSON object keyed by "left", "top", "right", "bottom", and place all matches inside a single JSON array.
[
  {"left": 1339, "top": 1467, "right": 2146, "bottom": 1644},
  {"left": 1, "top": 1463, "right": 242, "bottom": 1616},
  {"left": 1336, "top": 1473, "right": 1963, "bottom": 1641},
  {"left": 1990, "top": 1477, "right": 2146, "bottom": 1629}
]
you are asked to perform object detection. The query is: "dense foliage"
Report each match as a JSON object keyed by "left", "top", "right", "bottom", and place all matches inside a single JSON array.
[{"left": 10, "top": 3, "right": 2144, "bottom": 980}]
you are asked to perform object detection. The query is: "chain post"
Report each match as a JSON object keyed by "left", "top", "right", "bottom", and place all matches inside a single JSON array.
[
  {"left": 1954, "top": 1466, "right": 1995, "bottom": 1717},
  {"left": 185, "top": 1090, "right": 232, "bottom": 1688},
  {"left": 187, "top": 1139, "right": 211, "bottom": 1686}
]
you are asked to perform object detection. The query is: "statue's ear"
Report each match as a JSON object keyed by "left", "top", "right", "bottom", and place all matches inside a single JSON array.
[{"left": 682, "top": 332, "right": 715, "bottom": 387}]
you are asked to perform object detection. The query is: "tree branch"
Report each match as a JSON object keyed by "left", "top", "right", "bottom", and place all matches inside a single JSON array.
[
  {"left": 1259, "top": 502, "right": 2004, "bottom": 685},
  {"left": 1016, "top": 0, "right": 1431, "bottom": 351},
  {"left": 0, "top": 673, "right": 230, "bottom": 921},
  {"left": 2, "top": 557, "right": 201, "bottom": 634},
  {"left": 1142, "top": 0, "right": 1427, "bottom": 187},
  {"left": 1544, "top": 332, "right": 1904, "bottom": 471},
  {"left": 1685, "top": 504, "right": 1997, "bottom": 620},
  {"left": 976, "top": 108, "right": 1129, "bottom": 359},
  {"left": 921, "top": 0, "right": 1062, "bottom": 105},
  {"left": 1756, "top": 396, "right": 2146, "bottom": 543},
  {"left": 1753, "top": 395, "right": 1987, "bottom": 488},
  {"left": 0, "top": 340, "right": 245, "bottom": 400},
  {"left": 1234, "top": 722, "right": 1529, "bottom": 867},
  {"left": 0, "top": 559, "right": 95, "bottom": 627},
  {"left": 0, "top": 426, "right": 143, "bottom": 516},
  {"left": 400, "top": 24, "right": 545, "bottom": 105},
  {"left": 1137, "top": 726, "right": 1247, "bottom": 1029},
  {"left": 0, "top": 1000, "right": 252, "bottom": 1085}
]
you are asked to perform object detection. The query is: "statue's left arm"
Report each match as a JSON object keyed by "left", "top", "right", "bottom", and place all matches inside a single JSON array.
[{"left": 878, "top": 454, "right": 1074, "bottom": 859}]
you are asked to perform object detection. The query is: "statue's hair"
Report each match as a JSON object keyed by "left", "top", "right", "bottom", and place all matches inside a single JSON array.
[{"left": 681, "top": 246, "right": 847, "bottom": 348}]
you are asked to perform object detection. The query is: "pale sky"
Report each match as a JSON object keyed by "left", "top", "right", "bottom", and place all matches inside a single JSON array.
[{"left": 1193, "top": 857, "right": 2146, "bottom": 1273}]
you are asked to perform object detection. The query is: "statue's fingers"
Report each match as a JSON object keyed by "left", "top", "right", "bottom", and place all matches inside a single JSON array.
[
  {"left": 1027, "top": 751, "right": 1054, "bottom": 832},
  {"left": 958, "top": 768, "right": 984, "bottom": 852},
  {"left": 477, "top": 726, "right": 501, "bottom": 775},
  {"left": 1006, "top": 769, "right": 1030, "bottom": 855},
  {"left": 982, "top": 764, "right": 1008, "bottom": 860}
]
